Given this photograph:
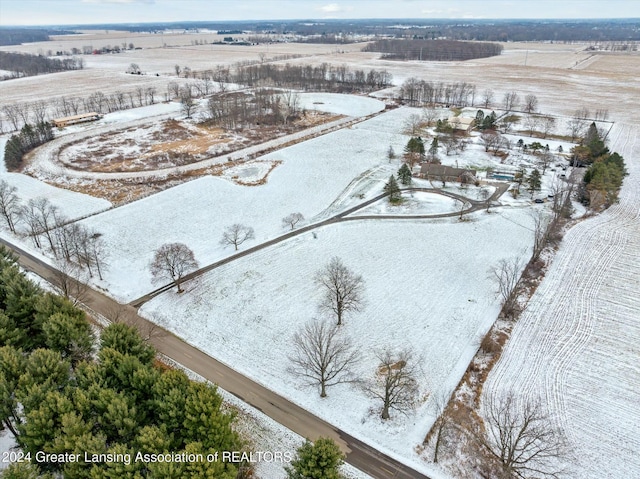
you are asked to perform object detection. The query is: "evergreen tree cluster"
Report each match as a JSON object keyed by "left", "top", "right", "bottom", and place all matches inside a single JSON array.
[
  {"left": 4, "top": 122, "right": 54, "bottom": 170},
  {"left": 286, "top": 438, "right": 345, "bottom": 479},
  {"left": 575, "top": 123, "right": 628, "bottom": 207},
  {"left": 0, "top": 247, "right": 245, "bottom": 478},
  {"left": 475, "top": 110, "right": 497, "bottom": 130},
  {"left": 583, "top": 152, "right": 627, "bottom": 207}
]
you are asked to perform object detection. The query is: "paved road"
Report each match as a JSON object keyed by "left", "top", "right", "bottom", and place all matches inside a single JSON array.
[
  {"left": 0, "top": 236, "right": 432, "bottom": 479},
  {"left": 131, "top": 183, "right": 509, "bottom": 306}
]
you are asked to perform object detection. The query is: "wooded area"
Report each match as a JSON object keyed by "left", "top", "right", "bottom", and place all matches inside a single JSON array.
[
  {"left": 0, "top": 52, "right": 84, "bottom": 80},
  {"left": 364, "top": 39, "right": 503, "bottom": 61}
]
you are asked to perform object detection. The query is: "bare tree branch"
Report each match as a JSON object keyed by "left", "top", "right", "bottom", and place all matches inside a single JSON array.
[
  {"left": 149, "top": 242, "right": 199, "bottom": 293},
  {"left": 288, "top": 319, "right": 360, "bottom": 398},
  {"left": 315, "top": 257, "right": 365, "bottom": 326},
  {"left": 220, "top": 224, "right": 255, "bottom": 251},
  {"left": 478, "top": 392, "right": 569, "bottom": 479},
  {"left": 364, "top": 348, "right": 420, "bottom": 420}
]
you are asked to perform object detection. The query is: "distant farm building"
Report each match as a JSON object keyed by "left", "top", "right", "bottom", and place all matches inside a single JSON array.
[
  {"left": 448, "top": 116, "right": 475, "bottom": 133},
  {"left": 421, "top": 164, "right": 477, "bottom": 183},
  {"left": 52, "top": 112, "right": 102, "bottom": 128}
]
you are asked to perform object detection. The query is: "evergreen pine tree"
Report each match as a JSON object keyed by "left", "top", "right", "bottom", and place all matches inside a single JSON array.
[
  {"left": 286, "top": 437, "right": 345, "bottom": 479},
  {"left": 397, "top": 163, "right": 412, "bottom": 185},
  {"left": 383, "top": 175, "right": 401, "bottom": 203},
  {"left": 527, "top": 169, "right": 542, "bottom": 197}
]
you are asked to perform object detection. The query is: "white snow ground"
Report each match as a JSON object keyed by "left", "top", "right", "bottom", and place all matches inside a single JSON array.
[
  {"left": 482, "top": 121, "right": 640, "bottom": 478},
  {"left": 141, "top": 211, "right": 534, "bottom": 475},
  {"left": 75, "top": 106, "right": 419, "bottom": 301}
]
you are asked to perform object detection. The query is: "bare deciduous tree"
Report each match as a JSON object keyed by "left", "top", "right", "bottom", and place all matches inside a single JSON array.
[
  {"left": 364, "top": 348, "right": 420, "bottom": 420},
  {"left": 180, "top": 86, "right": 196, "bottom": 118},
  {"left": 422, "top": 108, "right": 439, "bottom": 127},
  {"left": 288, "top": 319, "right": 360, "bottom": 398},
  {"left": 490, "top": 256, "right": 525, "bottom": 319},
  {"left": 220, "top": 224, "right": 255, "bottom": 251},
  {"left": 503, "top": 91, "right": 519, "bottom": 112},
  {"left": 0, "top": 180, "right": 22, "bottom": 233},
  {"left": 315, "top": 257, "right": 365, "bottom": 326},
  {"left": 531, "top": 210, "right": 551, "bottom": 263},
  {"left": 282, "top": 212, "right": 305, "bottom": 230},
  {"left": 150, "top": 242, "right": 199, "bottom": 293},
  {"left": 481, "top": 132, "right": 501, "bottom": 153},
  {"left": 403, "top": 113, "right": 423, "bottom": 136},
  {"left": 523, "top": 94, "right": 538, "bottom": 114},
  {"left": 524, "top": 115, "right": 540, "bottom": 137},
  {"left": 427, "top": 391, "right": 452, "bottom": 463},
  {"left": 481, "top": 89, "right": 495, "bottom": 108},
  {"left": 51, "top": 258, "right": 89, "bottom": 306},
  {"left": 566, "top": 116, "right": 586, "bottom": 142},
  {"left": 478, "top": 392, "right": 568, "bottom": 479},
  {"left": 540, "top": 116, "right": 556, "bottom": 139}
]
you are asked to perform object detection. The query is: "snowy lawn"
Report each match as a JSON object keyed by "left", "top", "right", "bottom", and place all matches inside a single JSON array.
[
  {"left": 354, "top": 191, "right": 462, "bottom": 216},
  {"left": 297, "top": 93, "right": 386, "bottom": 117},
  {"left": 0, "top": 137, "right": 112, "bottom": 225},
  {"left": 141, "top": 211, "right": 535, "bottom": 474},
  {"left": 75, "top": 107, "right": 420, "bottom": 301}
]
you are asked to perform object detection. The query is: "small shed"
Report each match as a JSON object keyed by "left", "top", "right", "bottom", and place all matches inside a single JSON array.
[
  {"left": 52, "top": 112, "right": 102, "bottom": 128},
  {"left": 447, "top": 116, "right": 475, "bottom": 133}
]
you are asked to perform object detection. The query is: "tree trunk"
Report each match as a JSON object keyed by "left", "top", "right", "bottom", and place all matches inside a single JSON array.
[{"left": 381, "top": 403, "right": 390, "bottom": 420}]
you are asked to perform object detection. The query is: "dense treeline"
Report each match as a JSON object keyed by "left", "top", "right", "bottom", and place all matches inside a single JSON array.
[
  {"left": 0, "top": 247, "right": 247, "bottom": 478},
  {"left": 397, "top": 77, "right": 476, "bottom": 107},
  {"left": 0, "top": 52, "right": 83, "bottom": 80},
  {"left": 0, "top": 29, "right": 51, "bottom": 46},
  {"left": 89, "top": 19, "right": 640, "bottom": 42},
  {"left": 4, "top": 122, "right": 54, "bottom": 170},
  {"left": 364, "top": 39, "right": 503, "bottom": 61},
  {"left": 575, "top": 123, "right": 627, "bottom": 208},
  {"left": 233, "top": 62, "right": 393, "bottom": 92}
]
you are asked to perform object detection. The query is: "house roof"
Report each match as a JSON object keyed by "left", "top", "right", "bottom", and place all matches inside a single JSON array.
[
  {"left": 420, "top": 164, "right": 476, "bottom": 177},
  {"left": 447, "top": 116, "right": 475, "bottom": 129},
  {"left": 52, "top": 112, "right": 100, "bottom": 123}
]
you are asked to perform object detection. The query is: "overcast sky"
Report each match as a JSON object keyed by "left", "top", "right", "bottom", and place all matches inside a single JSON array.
[{"left": 1, "top": 0, "right": 639, "bottom": 26}]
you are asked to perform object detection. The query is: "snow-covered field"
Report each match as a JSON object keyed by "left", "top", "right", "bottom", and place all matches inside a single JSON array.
[
  {"left": 0, "top": 138, "right": 112, "bottom": 223},
  {"left": 141, "top": 211, "right": 535, "bottom": 474},
  {"left": 75, "top": 106, "right": 415, "bottom": 301},
  {"left": 482, "top": 121, "right": 640, "bottom": 478},
  {"left": 2, "top": 36, "right": 639, "bottom": 478}
]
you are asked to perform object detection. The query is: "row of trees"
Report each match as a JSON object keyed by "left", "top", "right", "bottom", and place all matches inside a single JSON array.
[
  {"left": 4, "top": 121, "right": 54, "bottom": 170},
  {"left": 0, "top": 247, "right": 248, "bottom": 478},
  {"left": 0, "top": 184, "right": 107, "bottom": 280},
  {"left": 364, "top": 39, "right": 503, "bottom": 61},
  {"left": 232, "top": 62, "right": 393, "bottom": 93},
  {"left": 0, "top": 51, "right": 83, "bottom": 80},
  {"left": 1, "top": 86, "right": 159, "bottom": 133}
]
